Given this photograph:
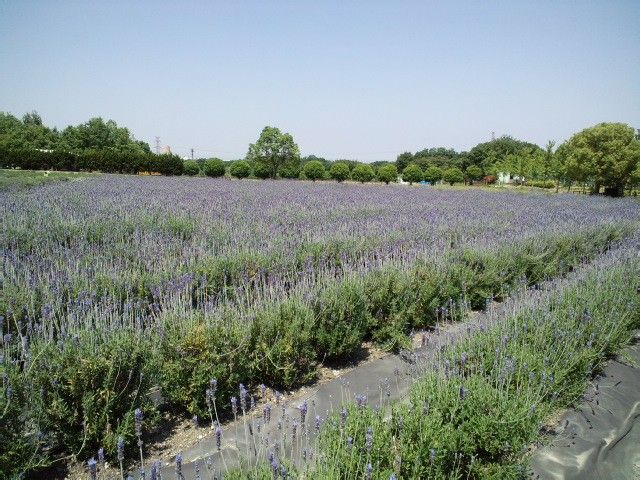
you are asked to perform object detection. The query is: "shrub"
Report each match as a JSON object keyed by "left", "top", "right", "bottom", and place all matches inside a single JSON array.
[
  {"left": 203, "top": 158, "right": 226, "bottom": 177},
  {"left": 183, "top": 160, "right": 201, "bottom": 176},
  {"left": 402, "top": 164, "right": 423, "bottom": 184},
  {"left": 351, "top": 164, "right": 375, "bottom": 183},
  {"left": 424, "top": 165, "right": 443, "bottom": 183},
  {"left": 329, "top": 162, "right": 350, "bottom": 182},
  {"left": 303, "top": 160, "right": 326, "bottom": 181},
  {"left": 443, "top": 167, "right": 464, "bottom": 185},
  {"left": 146, "top": 153, "right": 184, "bottom": 175},
  {"left": 229, "top": 160, "right": 251, "bottom": 179},
  {"left": 27, "top": 332, "right": 157, "bottom": 459},
  {"left": 279, "top": 163, "right": 301, "bottom": 179},
  {"left": 312, "top": 278, "right": 370, "bottom": 359},
  {"left": 377, "top": 164, "right": 398, "bottom": 184},
  {"left": 159, "top": 319, "right": 252, "bottom": 418},
  {"left": 253, "top": 162, "right": 271, "bottom": 179},
  {"left": 248, "top": 299, "right": 318, "bottom": 389},
  {"left": 363, "top": 268, "right": 413, "bottom": 350}
]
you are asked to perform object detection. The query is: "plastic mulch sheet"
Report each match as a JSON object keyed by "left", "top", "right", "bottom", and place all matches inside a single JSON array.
[{"left": 530, "top": 338, "right": 640, "bottom": 479}]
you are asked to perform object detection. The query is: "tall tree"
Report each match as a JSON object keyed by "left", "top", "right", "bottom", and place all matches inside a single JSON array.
[
  {"left": 246, "top": 126, "right": 300, "bottom": 179},
  {"left": 61, "top": 117, "right": 149, "bottom": 154},
  {"left": 565, "top": 123, "right": 640, "bottom": 196}
]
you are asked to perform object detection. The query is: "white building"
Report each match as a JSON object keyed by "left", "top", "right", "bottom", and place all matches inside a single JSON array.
[{"left": 498, "top": 172, "right": 524, "bottom": 184}]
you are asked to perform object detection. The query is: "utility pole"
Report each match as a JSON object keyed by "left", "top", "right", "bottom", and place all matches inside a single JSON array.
[
  {"left": 191, "top": 148, "right": 194, "bottom": 160},
  {"left": 155, "top": 136, "right": 161, "bottom": 154},
  {"left": 491, "top": 131, "right": 495, "bottom": 141}
]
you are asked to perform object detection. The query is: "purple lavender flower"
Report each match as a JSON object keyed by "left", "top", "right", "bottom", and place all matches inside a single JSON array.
[
  {"left": 299, "top": 400, "right": 308, "bottom": 425},
  {"left": 340, "top": 408, "right": 348, "bottom": 428},
  {"left": 231, "top": 396, "right": 238, "bottom": 416},
  {"left": 117, "top": 436, "right": 125, "bottom": 462},
  {"left": 175, "top": 453, "right": 184, "bottom": 479},
  {"left": 87, "top": 458, "right": 97, "bottom": 480},
  {"left": 366, "top": 426, "right": 374, "bottom": 452},
  {"left": 366, "top": 462, "right": 373, "bottom": 480},
  {"left": 150, "top": 461, "right": 161, "bottom": 480},
  {"left": 134, "top": 408, "right": 143, "bottom": 437},
  {"left": 239, "top": 384, "right": 248, "bottom": 412},
  {"left": 459, "top": 386, "right": 469, "bottom": 400},
  {"left": 209, "top": 378, "right": 217, "bottom": 396},
  {"left": 430, "top": 448, "right": 437, "bottom": 463},
  {"left": 260, "top": 383, "right": 267, "bottom": 398},
  {"left": 215, "top": 425, "right": 222, "bottom": 451}
]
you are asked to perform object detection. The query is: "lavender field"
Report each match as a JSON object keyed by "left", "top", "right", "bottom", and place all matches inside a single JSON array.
[{"left": 1, "top": 175, "right": 640, "bottom": 478}]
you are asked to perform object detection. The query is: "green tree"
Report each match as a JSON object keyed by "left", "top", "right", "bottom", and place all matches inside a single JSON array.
[
  {"left": 351, "top": 164, "right": 374, "bottom": 183},
  {"left": 183, "top": 160, "right": 200, "bottom": 176},
  {"left": 443, "top": 167, "right": 464, "bottom": 185},
  {"left": 547, "top": 141, "right": 568, "bottom": 192},
  {"left": 203, "top": 158, "right": 226, "bottom": 177},
  {"left": 61, "top": 117, "right": 149, "bottom": 154},
  {"left": 468, "top": 136, "right": 543, "bottom": 173},
  {"left": 465, "top": 165, "right": 483, "bottom": 184},
  {"left": 565, "top": 122, "right": 640, "bottom": 196},
  {"left": 254, "top": 162, "right": 271, "bottom": 179},
  {"left": 329, "top": 162, "right": 350, "bottom": 182},
  {"left": 424, "top": 166, "right": 443, "bottom": 184},
  {"left": 402, "top": 164, "right": 423, "bottom": 185},
  {"left": 229, "top": 160, "right": 251, "bottom": 179},
  {"left": 377, "top": 164, "right": 398, "bottom": 184},
  {"left": 395, "top": 151, "right": 413, "bottom": 172},
  {"left": 246, "top": 126, "right": 300, "bottom": 179},
  {"left": 0, "top": 111, "right": 60, "bottom": 150},
  {"left": 303, "top": 160, "right": 326, "bottom": 181}
]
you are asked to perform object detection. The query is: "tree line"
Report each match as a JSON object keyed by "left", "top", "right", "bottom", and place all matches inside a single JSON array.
[
  {"left": 1, "top": 111, "right": 638, "bottom": 196},
  {"left": 394, "top": 124, "right": 640, "bottom": 196}
]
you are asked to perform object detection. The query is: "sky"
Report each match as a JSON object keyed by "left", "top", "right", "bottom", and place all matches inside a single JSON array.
[{"left": 1, "top": 1, "right": 639, "bottom": 161}]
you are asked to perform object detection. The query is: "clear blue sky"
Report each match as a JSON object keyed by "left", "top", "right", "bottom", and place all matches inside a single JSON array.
[{"left": 1, "top": 1, "right": 638, "bottom": 161}]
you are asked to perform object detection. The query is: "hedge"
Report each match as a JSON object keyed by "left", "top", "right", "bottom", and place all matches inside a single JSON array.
[{"left": 0, "top": 148, "right": 185, "bottom": 176}]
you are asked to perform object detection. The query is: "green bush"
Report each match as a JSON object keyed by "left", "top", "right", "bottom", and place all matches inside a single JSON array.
[
  {"left": 351, "top": 164, "right": 374, "bottom": 183},
  {"left": 402, "top": 164, "right": 423, "bottom": 184},
  {"left": 303, "top": 160, "right": 326, "bottom": 181},
  {"left": 377, "top": 164, "right": 398, "bottom": 184},
  {"left": 424, "top": 165, "right": 443, "bottom": 183},
  {"left": 248, "top": 299, "right": 318, "bottom": 389},
  {"left": 312, "top": 278, "right": 370, "bottom": 359},
  {"left": 0, "top": 361, "right": 47, "bottom": 477},
  {"left": 183, "top": 160, "right": 201, "bottom": 176},
  {"left": 26, "top": 332, "right": 156, "bottom": 458},
  {"left": 329, "top": 162, "right": 350, "bottom": 182},
  {"left": 363, "top": 268, "right": 413, "bottom": 350},
  {"left": 203, "top": 158, "right": 226, "bottom": 177},
  {"left": 159, "top": 320, "right": 251, "bottom": 418},
  {"left": 229, "top": 160, "right": 251, "bottom": 179},
  {"left": 253, "top": 162, "right": 271, "bottom": 179},
  {"left": 279, "top": 163, "right": 301, "bottom": 179},
  {"left": 443, "top": 167, "right": 464, "bottom": 185}
]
